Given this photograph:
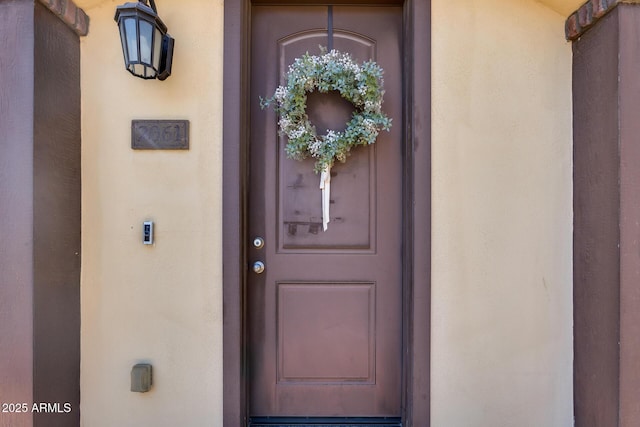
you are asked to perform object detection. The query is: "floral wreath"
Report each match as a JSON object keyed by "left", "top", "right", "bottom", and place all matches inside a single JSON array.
[
  {"left": 260, "top": 48, "right": 392, "bottom": 173},
  {"left": 261, "top": 48, "right": 392, "bottom": 231}
]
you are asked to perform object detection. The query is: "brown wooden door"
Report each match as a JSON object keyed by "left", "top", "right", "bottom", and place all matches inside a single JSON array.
[{"left": 248, "top": 5, "right": 403, "bottom": 420}]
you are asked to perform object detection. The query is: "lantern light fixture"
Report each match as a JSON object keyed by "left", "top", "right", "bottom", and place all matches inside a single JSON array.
[{"left": 114, "top": 0, "right": 174, "bottom": 80}]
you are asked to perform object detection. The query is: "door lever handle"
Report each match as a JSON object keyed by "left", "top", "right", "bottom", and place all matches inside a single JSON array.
[{"left": 252, "top": 261, "right": 265, "bottom": 274}]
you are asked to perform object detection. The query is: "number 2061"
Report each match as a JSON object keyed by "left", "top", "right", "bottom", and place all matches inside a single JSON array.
[{"left": 2, "top": 403, "right": 29, "bottom": 412}]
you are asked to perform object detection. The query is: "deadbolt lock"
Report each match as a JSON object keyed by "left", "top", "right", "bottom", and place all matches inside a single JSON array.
[
  {"left": 253, "top": 237, "right": 265, "bottom": 249},
  {"left": 253, "top": 261, "right": 265, "bottom": 274}
]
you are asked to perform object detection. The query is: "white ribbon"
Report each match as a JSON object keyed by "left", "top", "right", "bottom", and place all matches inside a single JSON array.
[{"left": 319, "top": 165, "right": 331, "bottom": 231}]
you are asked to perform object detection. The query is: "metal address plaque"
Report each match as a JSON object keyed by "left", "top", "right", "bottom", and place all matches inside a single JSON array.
[{"left": 132, "top": 120, "right": 189, "bottom": 150}]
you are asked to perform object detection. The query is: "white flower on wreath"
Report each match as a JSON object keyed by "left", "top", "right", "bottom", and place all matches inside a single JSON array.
[
  {"left": 288, "top": 125, "right": 307, "bottom": 140},
  {"left": 278, "top": 116, "right": 292, "bottom": 130},
  {"left": 274, "top": 86, "right": 288, "bottom": 102}
]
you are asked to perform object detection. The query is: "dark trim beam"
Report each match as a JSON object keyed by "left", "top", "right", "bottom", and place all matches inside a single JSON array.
[
  {"left": 573, "top": 4, "right": 640, "bottom": 426},
  {"left": 566, "top": 0, "right": 639, "bottom": 41},
  {"left": 0, "top": 2, "right": 81, "bottom": 426},
  {"left": 37, "top": 0, "right": 89, "bottom": 36}
]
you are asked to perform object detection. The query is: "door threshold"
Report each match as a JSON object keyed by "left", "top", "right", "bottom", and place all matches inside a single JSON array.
[{"left": 249, "top": 417, "right": 402, "bottom": 427}]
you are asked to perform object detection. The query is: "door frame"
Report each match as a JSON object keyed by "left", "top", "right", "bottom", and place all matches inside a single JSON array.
[{"left": 222, "top": 0, "right": 431, "bottom": 425}]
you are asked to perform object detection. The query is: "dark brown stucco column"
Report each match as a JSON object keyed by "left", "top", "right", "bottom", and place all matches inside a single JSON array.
[
  {"left": 571, "top": 3, "right": 640, "bottom": 426},
  {"left": 0, "top": 1, "right": 82, "bottom": 426}
]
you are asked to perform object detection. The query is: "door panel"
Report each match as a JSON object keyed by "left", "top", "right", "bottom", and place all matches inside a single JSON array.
[
  {"left": 249, "top": 5, "right": 403, "bottom": 418},
  {"left": 278, "top": 282, "right": 375, "bottom": 384}
]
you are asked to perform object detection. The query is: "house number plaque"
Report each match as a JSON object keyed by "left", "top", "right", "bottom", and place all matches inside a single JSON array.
[{"left": 131, "top": 120, "right": 189, "bottom": 150}]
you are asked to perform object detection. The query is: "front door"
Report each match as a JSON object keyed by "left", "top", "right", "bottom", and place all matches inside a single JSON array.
[{"left": 248, "top": 4, "right": 403, "bottom": 422}]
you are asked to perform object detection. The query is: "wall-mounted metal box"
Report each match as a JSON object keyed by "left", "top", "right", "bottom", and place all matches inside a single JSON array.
[{"left": 131, "top": 363, "right": 153, "bottom": 393}]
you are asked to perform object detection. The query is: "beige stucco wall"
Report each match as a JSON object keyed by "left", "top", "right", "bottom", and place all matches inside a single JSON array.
[
  {"left": 537, "top": 0, "right": 584, "bottom": 15},
  {"left": 432, "top": 0, "right": 573, "bottom": 426},
  {"left": 79, "top": 0, "right": 572, "bottom": 425},
  {"left": 80, "top": 1, "right": 224, "bottom": 426}
]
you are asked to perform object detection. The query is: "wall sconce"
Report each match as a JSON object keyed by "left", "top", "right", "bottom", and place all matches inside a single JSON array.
[{"left": 114, "top": 0, "right": 174, "bottom": 80}]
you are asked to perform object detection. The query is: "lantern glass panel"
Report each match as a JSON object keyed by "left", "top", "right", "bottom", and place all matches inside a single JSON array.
[
  {"left": 153, "top": 28, "right": 162, "bottom": 71},
  {"left": 139, "top": 20, "right": 153, "bottom": 66},
  {"left": 124, "top": 18, "right": 138, "bottom": 62},
  {"left": 132, "top": 63, "right": 145, "bottom": 76},
  {"left": 119, "top": 22, "right": 129, "bottom": 63}
]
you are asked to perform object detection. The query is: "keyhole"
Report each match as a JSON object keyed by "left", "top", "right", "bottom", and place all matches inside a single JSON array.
[{"left": 306, "top": 90, "right": 356, "bottom": 135}]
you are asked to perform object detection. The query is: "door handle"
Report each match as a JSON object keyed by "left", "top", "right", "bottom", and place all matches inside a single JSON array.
[{"left": 252, "top": 261, "right": 265, "bottom": 274}]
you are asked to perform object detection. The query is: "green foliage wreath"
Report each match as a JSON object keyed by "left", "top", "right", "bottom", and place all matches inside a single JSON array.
[{"left": 261, "top": 49, "right": 392, "bottom": 173}]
